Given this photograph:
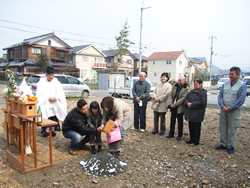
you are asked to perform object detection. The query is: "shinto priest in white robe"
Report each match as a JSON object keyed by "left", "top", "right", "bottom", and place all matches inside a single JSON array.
[{"left": 36, "top": 77, "right": 67, "bottom": 121}]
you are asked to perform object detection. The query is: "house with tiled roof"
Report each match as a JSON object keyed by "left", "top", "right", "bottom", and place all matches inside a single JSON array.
[
  {"left": 102, "top": 49, "right": 135, "bottom": 75},
  {"left": 71, "top": 44, "right": 107, "bottom": 80},
  {"left": 1, "top": 32, "right": 74, "bottom": 75},
  {"left": 132, "top": 53, "right": 148, "bottom": 76},
  {"left": 147, "top": 51, "right": 190, "bottom": 83},
  {"left": 189, "top": 57, "right": 210, "bottom": 72}
]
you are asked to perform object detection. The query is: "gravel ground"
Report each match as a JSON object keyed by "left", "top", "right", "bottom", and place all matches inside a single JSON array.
[{"left": 0, "top": 96, "right": 249, "bottom": 187}]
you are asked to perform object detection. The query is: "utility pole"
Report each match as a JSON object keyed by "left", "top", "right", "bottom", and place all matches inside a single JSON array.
[
  {"left": 209, "top": 34, "right": 216, "bottom": 85},
  {"left": 139, "top": 0, "right": 151, "bottom": 75}
]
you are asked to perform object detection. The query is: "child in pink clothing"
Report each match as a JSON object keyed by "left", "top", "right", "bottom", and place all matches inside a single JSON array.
[{"left": 105, "top": 113, "right": 121, "bottom": 157}]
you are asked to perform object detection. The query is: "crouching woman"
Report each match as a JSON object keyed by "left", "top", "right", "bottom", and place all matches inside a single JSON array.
[{"left": 184, "top": 78, "right": 207, "bottom": 146}]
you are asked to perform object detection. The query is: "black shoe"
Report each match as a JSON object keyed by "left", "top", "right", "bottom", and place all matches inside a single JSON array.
[
  {"left": 166, "top": 135, "right": 174, "bottom": 138},
  {"left": 52, "top": 132, "right": 56, "bottom": 137},
  {"left": 42, "top": 133, "right": 49, "bottom": 138},
  {"left": 194, "top": 142, "right": 199, "bottom": 146},
  {"left": 115, "top": 151, "right": 120, "bottom": 158},
  {"left": 98, "top": 145, "right": 102, "bottom": 152},
  {"left": 109, "top": 151, "right": 114, "bottom": 155},
  {"left": 176, "top": 136, "right": 182, "bottom": 141},
  {"left": 91, "top": 146, "right": 96, "bottom": 154},
  {"left": 152, "top": 130, "right": 158, "bottom": 134},
  {"left": 159, "top": 131, "right": 165, "bottom": 135},
  {"left": 186, "top": 140, "right": 194, "bottom": 144}
]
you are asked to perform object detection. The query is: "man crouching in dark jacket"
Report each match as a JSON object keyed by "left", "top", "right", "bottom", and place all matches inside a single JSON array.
[{"left": 63, "top": 99, "right": 104, "bottom": 155}]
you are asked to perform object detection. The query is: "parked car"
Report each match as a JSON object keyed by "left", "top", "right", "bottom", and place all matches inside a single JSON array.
[
  {"left": 243, "top": 76, "right": 250, "bottom": 96},
  {"left": 217, "top": 78, "right": 229, "bottom": 89},
  {"left": 27, "top": 74, "right": 91, "bottom": 97}
]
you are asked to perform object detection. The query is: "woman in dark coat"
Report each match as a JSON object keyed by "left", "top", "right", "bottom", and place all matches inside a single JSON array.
[{"left": 184, "top": 78, "right": 207, "bottom": 145}]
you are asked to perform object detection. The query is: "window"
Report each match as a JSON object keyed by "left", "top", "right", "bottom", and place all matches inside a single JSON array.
[
  {"left": 166, "top": 60, "right": 171, "bottom": 64},
  {"left": 68, "top": 77, "right": 79, "bottom": 84},
  {"left": 9, "top": 50, "right": 13, "bottom": 60},
  {"left": 141, "top": 62, "right": 144, "bottom": 67},
  {"left": 127, "top": 59, "right": 132, "bottom": 64},
  {"left": 154, "top": 72, "right": 156, "bottom": 77},
  {"left": 55, "top": 76, "right": 69, "bottom": 84},
  {"left": 179, "top": 61, "right": 182, "bottom": 65},
  {"left": 48, "top": 40, "right": 51, "bottom": 46},
  {"left": 168, "top": 72, "right": 171, "bottom": 78},
  {"left": 96, "top": 57, "right": 103, "bottom": 62},
  {"left": 153, "top": 61, "right": 155, "bottom": 65},
  {"left": 59, "top": 51, "right": 65, "bottom": 59},
  {"left": 82, "top": 56, "right": 88, "bottom": 62},
  {"left": 27, "top": 76, "right": 40, "bottom": 83},
  {"left": 32, "top": 47, "right": 41, "bottom": 54}
]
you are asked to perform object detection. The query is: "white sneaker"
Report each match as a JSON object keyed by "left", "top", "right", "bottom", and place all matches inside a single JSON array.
[
  {"left": 140, "top": 129, "right": 145, "bottom": 132},
  {"left": 131, "top": 127, "right": 137, "bottom": 130}
]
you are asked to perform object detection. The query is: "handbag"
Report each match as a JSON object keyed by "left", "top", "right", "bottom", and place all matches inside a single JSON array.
[
  {"left": 151, "top": 101, "right": 159, "bottom": 110},
  {"left": 107, "top": 125, "right": 121, "bottom": 143}
]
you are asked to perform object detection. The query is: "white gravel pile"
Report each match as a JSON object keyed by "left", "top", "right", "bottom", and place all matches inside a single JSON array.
[{"left": 80, "top": 150, "right": 127, "bottom": 176}]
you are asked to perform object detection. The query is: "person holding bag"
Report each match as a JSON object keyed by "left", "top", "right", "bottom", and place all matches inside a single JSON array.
[
  {"left": 151, "top": 72, "right": 172, "bottom": 135},
  {"left": 101, "top": 96, "right": 132, "bottom": 152}
]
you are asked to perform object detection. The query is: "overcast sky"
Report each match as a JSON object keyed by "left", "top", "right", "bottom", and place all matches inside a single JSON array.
[{"left": 0, "top": 0, "right": 249, "bottom": 71}]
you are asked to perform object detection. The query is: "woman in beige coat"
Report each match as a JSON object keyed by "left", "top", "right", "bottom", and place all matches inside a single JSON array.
[
  {"left": 151, "top": 73, "right": 172, "bottom": 135},
  {"left": 101, "top": 97, "right": 132, "bottom": 147}
]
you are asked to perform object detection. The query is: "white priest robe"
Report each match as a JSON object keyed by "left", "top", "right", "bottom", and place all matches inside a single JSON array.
[{"left": 36, "top": 77, "right": 67, "bottom": 121}]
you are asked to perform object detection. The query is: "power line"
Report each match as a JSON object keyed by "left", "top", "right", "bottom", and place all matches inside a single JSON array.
[
  {"left": 0, "top": 24, "right": 143, "bottom": 52},
  {"left": 0, "top": 19, "right": 114, "bottom": 41},
  {"left": 0, "top": 25, "right": 39, "bottom": 34},
  {"left": 0, "top": 19, "right": 143, "bottom": 52}
]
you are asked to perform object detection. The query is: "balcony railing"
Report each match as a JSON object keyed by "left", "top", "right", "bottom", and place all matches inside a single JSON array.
[
  {"left": 51, "top": 52, "right": 70, "bottom": 62},
  {"left": 91, "top": 62, "right": 107, "bottom": 68}
]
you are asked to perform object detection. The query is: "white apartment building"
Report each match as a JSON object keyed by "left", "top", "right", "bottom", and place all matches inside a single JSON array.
[{"left": 148, "top": 51, "right": 190, "bottom": 84}]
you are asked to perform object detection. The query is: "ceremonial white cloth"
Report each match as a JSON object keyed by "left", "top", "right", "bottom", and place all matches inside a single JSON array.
[{"left": 36, "top": 77, "right": 67, "bottom": 121}]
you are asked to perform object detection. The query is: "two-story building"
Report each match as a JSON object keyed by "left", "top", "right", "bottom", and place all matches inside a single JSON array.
[
  {"left": 132, "top": 53, "right": 148, "bottom": 76},
  {"left": 102, "top": 49, "right": 135, "bottom": 75},
  {"left": 184, "top": 57, "right": 210, "bottom": 81},
  {"left": 147, "top": 51, "right": 190, "bottom": 83},
  {"left": 189, "top": 57, "right": 210, "bottom": 72},
  {"left": 71, "top": 45, "right": 107, "bottom": 81},
  {"left": 1, "top": 32, "right": 74, "bottom": 75}
]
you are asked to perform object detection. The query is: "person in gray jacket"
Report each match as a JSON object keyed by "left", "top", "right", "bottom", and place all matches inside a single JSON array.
[
  {"left": 184, "top": 78, "right": 207, "bottom": 146},
  {"left": 216, "top": 66, "right": 247, "bottom": 154},
  {"left": 131, "top": 72, "right": 150, "bottom": 132}
]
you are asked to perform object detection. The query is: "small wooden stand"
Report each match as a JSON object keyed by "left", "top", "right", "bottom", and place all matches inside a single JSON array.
[{"left": 2, "top": 98, "right": 58, "bottom": 173}]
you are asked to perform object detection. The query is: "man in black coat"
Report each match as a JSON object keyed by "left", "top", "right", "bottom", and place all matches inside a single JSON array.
[{"left": 62, "top": 99, "right": 104, "bottom": 155}]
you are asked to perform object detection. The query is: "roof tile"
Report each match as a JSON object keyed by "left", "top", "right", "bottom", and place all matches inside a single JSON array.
[{"left": 148, "top": 51, "right": 184, "bottom": 60}]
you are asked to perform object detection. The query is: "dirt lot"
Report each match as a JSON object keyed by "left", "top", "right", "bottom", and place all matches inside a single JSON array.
[{"left": 0, "top": 88, "right": 249, "bottom": 187}]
